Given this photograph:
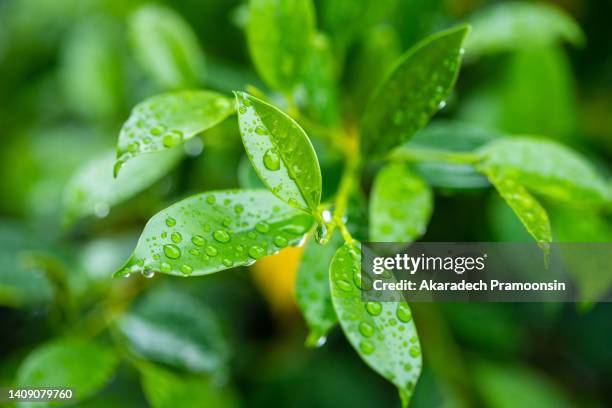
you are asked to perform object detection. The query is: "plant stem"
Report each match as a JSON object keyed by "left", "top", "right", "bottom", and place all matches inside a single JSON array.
[{"left": 389, "top": 147, "right": 479, "bottom": 165}]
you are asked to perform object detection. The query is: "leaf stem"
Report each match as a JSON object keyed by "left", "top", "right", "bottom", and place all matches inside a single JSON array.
[{"left": 389, "top": 147, "right": 480, "bottom": 165}]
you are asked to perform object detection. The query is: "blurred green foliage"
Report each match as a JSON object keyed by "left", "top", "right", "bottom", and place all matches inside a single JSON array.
[{"left": 1, "top": 0, "right": 611, "bottom": 407}]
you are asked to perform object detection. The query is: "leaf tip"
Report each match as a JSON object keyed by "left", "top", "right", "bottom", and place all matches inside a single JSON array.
[{"left": 113, "top": 159, "right": 125, "bottom": 178}]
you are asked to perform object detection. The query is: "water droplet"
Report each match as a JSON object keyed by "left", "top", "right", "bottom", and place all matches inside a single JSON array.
[
  {"left": 213, "top": 229, "right": 231, "bottom": 243},
  {"left": 314, "top": 224, "right": 329, "bottom": 244},
  {"left": 180, "top": 264, "right": 193, "bottom": 275},
  {"left": 254, "top": 126, "right": 267, "bottom": 135},
  {"left": 162, "top": 130, "right": 182, "bottom": 147},
  {"left": 142, "top": 269, "right": 154, "bottom": 278},
  {"left": 238, "top": 106, "right": 247, "bottom": 114},
  {"left": 359, "top": 341, "right": 375, "bottom": 355},
  {"left": 205, "top": 245, "right": 218, "bottom": 256},
  {"left": 160, "top": 262, "right": 172, "bottom": 273},
  {"left": 263, "top": 149, "right": 281, "bottom": 171},
  {"left": 127, "top": 142, "right": 139, "bottom": 152},
  {"left": 336, "top": 279, "right": 352, "bottom": 292},
  {"left": 189, "top": 248, "right": 200, "bottom": 256},
  {"left": 163, "top": 244, "right": 181, "bottom": 259},
  {"left": 222, "top": 258, "right": 233, "bottom": 267},
  {"left": 409, "top": 346, "right": 421, "bottom": 358},
  {"left": 171, "top": 231, "right": 182, "bottom": 243},
  {"left": 94, "top": 202, "right": 110, "bottom": 218},
  {"left": 206, "top": 195, "right": 216, "bottom": 204},
  {"left": 438, "top": 100, "right": 447, "bottom": 109},
  {"left": 255, "top": 222, "right": 270, "bottom": 233},
  {"left": 273, "top": 235, "right": 288, "bottom": 248},
  {"left": 150, "top": 125, "right": 164, "bottom": 136},
  {"left": 396, "top": 302, "right": 412, "bottom": 323},
  {"left": 165, "top": 217, "right": 176, "bottom": 227},
  {"left": 358, "top": 322, "right": 374, "bottom": 338},
  {"left": 248, "top": 245, "right": 266, "bottom": 259},
  {"left": 366, "top": 302, "right": 382, "bottom": 316},
  {"left": 234, "top": 204, "right": 244, "bottom": 214},
  {"left": 191, "top": 235, "right": 206, "bottom": 246}
]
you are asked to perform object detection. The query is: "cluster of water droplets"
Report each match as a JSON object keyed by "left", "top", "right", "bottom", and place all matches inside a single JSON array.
[
  {"left": 122, "top": 192, "right": 312, "bottom": 278},
  {"left": 235, "top": 92, "right": 320, "bottom": 210}
]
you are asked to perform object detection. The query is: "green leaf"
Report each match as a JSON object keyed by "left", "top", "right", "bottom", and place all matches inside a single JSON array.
[
  {"left": 361, "top": 25, "right": 470, "bottom": 158},
  {"left": 63, "top": 148, "right": 182, "bottom": 224},
  {"left": 234, "top": 92, "right": 322, "bottom": 212},
  {"left": 295, "top": 231, "right": 342, "bottom": 345},
  {"left": 349, "top": 24, "right": 402, "bottom": 115},
  {"left": 59, "top": 16, "right": 124, "bottom": 119},
  {"left": 481, "top": 168, "right": 552, "bottom": 247},
  {"left": 116, "top": 189, "right": 313, "bottom": 278},
  {"left": 330, "top": 243, "right": 421, "bottom": 407},
  {"left": 246, "top": 0, "right": 316, "bottom": 92},
  {"left": 465, "top": 2, "right": 584, "bottom": 58},
  {"left": 140, "top": 364, "right": 238, "bottom": 408},
  {"left": 117, "top": 287, "right": 229, "bottom": 374},
  {"left": 499, "top": 46, "right": 577, "bottom": 139},
  {"left": 17, "top": 339, "right": 118, "bottom": 405},
  {"left": 129, "top": 4, "right": 206, "bottom": 89},
  {"left": 392, "top": 120, "right": 499, "bottom": 189},
  {"left": 115, "top": 90, "right": 233, "bottom": 173},
  {"left": 302, "top": 33, "right": 340, "bottom": 126},
  {"left": 370, "top": 163, "right": 433, "bottom": 242},
  {"left": 321, "top": 0, "right": 398, "bottom": 47},
  {"left": 473, "top": 361, "right": 573, "bottom": 408},
  {"left": 478, "top": 137, "right": 611, "bottom": 207}
]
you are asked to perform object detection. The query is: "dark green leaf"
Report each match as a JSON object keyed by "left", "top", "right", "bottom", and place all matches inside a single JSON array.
[
  {"left": 361, "top": 25, "right": 470, "bottom": 158},
  {"left": 129, "top": 4, "right": 206, "bottom": 89},
  {"left": 115, "top": 90, "right": 233, "bottom": 172},
  {"left": 465, "top": 2, "right": 584, "bottom": 58},
  {"left": 17, "top": 339, "right": 118, "bottom": 404},
  {"left": 234, "top": 92, "right": 322, "bottom": 212},
  {"left": 295, "top": 232, "right": 342, "bottom": 345},
  {"left": 117, "top": 287, "right": 229, "bottom": 374},
  {"left": 478, "top": 137, "right": 611, "bottom": 207},
  {"left": 349, "top": 24, "right": 402, "bottom": 115},
  {"left": 0, "top": 222, "right": 53, "bottom": 307},
  {"left": 481, "top": 168, "right": 552, "bottom": 247},
  {"left": 370, "top": 163, "right": 433, "bottom": 242},
  {"left": 140, "top": 364, "right": 238, "bottom": 408},
  {"left": 246, "top": 0, "right": 315, "bottom": 92},
  {"left": 302, "top": 33, "right": 340, "bottom": 126},
  {"left": 63, "top": 149, "right": 182, "bottom": 224},
  {"left": 392, "top": 120, "right": 500, "bottom": 189},
  {"left": 116, "top": 189, "right": 313, "bottom": 277},
  {"left": 330, "top": 243, "right": 421, "bottom": 407},
  {"left": 321, "top": 0, "right": 398, "bottom": 47}
]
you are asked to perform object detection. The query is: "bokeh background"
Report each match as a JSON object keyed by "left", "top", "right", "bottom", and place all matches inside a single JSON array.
[{"left": 1, "top": 0, "right": 611, "bottom": 406}]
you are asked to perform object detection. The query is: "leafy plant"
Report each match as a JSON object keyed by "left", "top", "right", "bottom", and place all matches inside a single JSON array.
[{"left": 4, "top": 0, "right": 611, "bottom": 406}]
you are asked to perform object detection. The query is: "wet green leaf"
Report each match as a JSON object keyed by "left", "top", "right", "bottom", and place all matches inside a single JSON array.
[
  {"left": 246, "top": 0, "right": 315, "bottom": 92},
  {"left": 370, "top": 163, "right": 433, "bottom": 242},
  {"left": 63, "top": 149, "right": 182, "bottom": 224},
  {"left": 115, "top": 90, "right": 233, "bottom": 172},
  {"left": 116, "top": 189, "right": 313, "bottom": 277},
  {"left": 361, "top": 25, "right": 470, "bottom": 158},
  {"left": 17, "top": 339, "right": 118, "bottom": 405},
  {"left": 117, "top": 288, "right": 229, "bottom": 374},
  {"left": 465, "top": 2, "right": 584, "bottom": 58},
  {"left": 330, "top": 243, "right": 421, "bottom": 407},
  {"left": 478, "top": 137, "right": 611, "bottom": 207},
  {"left": 129, "top": 4, "right": 206, "bottom": 89},
  {"left": 234, "top": 92, "right": 322, "bottom": 212},
  {"left": 295, "top": 231, "right": 342, "bottom": 345},
  {"left": 302, "top": 33, "right": 340, "bottom": 126},
  {"left": 140, "top": 364, "right": 238, "bottom": 408},
  {"left": 482, "top": 168, "right": 552, "bottom": 247}
]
